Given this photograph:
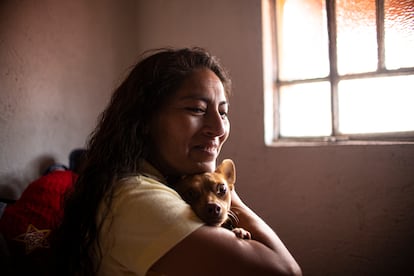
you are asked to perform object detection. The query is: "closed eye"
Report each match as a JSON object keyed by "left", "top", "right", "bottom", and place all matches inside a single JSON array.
[
  {"left": 219, "top": 110, "right": 228, "bottom": 119},
  {"left": 186, "top": 107, "right": 206, "bottom": 115},
  {"left": 219, "top": 102, "right": 229, "bottom": 119}
]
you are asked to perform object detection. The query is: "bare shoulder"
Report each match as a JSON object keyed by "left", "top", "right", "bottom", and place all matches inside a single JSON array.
[{"left": 149, "top": 226, "right": 299, "bottom": 276}]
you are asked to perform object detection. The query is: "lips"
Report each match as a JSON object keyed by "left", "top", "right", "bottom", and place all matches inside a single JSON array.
[{"left": 194, "top": 142, "right": 219, "bottom": 155}]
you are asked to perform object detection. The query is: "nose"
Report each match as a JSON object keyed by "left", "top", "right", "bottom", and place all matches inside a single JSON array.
[
  {"left": 203, "top": 110, "right": 228, "bottom": 138},
  {"left": 207, "top": 203, "right": 221, "bottom": 217}
]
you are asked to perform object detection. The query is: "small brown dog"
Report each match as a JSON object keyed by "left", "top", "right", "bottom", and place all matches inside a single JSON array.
[{"left": 174, "top": 159, "right": 251, "bottom": 239}]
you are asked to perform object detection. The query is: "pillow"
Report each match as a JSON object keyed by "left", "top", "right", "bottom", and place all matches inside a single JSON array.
[{"left": 0, "top": 170, "right": 76, "bottom": 258}]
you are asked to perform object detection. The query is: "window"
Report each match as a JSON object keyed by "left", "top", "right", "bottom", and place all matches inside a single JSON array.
[{"left": 262, "top": 0, "right": 414, "bottom": 144}]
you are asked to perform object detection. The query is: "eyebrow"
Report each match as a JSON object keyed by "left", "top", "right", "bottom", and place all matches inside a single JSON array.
[{"left": 179, "top": 95, "right": 229, "bottom": 107}]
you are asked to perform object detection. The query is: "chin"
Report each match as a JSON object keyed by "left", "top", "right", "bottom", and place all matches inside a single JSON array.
[{"left": 193, "top": 161, "right": 216, "bottom": 173}]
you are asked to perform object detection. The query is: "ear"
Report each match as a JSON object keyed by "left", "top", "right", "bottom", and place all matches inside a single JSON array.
[{"left": 215, "top": 159, "right": 236, "bottom": 186}]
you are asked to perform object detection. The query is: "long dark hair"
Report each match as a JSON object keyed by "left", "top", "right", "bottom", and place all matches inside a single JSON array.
[{"left": 52, "top": 47, "right": 231, "bottom": 275}]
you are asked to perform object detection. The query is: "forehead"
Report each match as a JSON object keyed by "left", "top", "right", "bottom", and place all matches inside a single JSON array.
[
  {"left": 174, "top": 68, "right": 228, "bottom": 101},
  {"left": 199, "top": 172, "right": 224, "bottom": 182},
  {"left": 188, "top": 172, "right": 226, "bottom": 188}
]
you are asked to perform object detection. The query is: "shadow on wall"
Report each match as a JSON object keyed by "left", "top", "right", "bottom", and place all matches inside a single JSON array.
[{"left": 0, "top": 155, "right": 60, "bottom": 201}]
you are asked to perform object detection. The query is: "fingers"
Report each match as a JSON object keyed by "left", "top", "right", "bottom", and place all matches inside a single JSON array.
[{"left": 232, "top": 227, "right": 252, "bottom": 239}]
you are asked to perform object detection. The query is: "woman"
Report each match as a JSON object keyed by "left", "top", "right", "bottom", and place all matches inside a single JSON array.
[{"left": 54, "top": 47, "right": 301, "bottom": 276}]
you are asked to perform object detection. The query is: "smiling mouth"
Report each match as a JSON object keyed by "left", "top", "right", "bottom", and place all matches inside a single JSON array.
[
  {"left": 199, "top": 146, "right": 217, "bottom": 154},
  {"left": 194, "top": 147, "right": 218, "bottom": 159}
]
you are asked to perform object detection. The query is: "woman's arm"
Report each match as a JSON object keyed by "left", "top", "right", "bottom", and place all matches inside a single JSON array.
[
  {"left": 230, "top": 189, "right": 302, "bottom": 274},
  {"left": 149, "top": 190, "right": 302, "bottom": 276}
]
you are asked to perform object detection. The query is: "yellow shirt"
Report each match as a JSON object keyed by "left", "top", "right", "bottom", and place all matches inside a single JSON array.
[{"left": 97, "top": 162, "right": 203, "bottom": 276}]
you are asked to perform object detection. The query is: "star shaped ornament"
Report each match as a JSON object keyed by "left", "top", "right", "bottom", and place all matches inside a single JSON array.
[{"left": 14, "top": 224, "right": 51, "bottom": 254}]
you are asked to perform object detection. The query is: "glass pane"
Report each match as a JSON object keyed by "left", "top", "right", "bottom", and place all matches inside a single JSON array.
[
  {"left": 384, "top": 0, "right": 414, "bottom": 69},
  {"left": 279, "top": 82, "right": 332, "bottom": 137},
  {"left": 336, "top": 0, "right": 378, "bottom": 75},
  {"left": 338, "top": 75, "right": 414, "bottom": 134},
  {"left": 277, "top": 0, "right": 329, "bottom": 80}
]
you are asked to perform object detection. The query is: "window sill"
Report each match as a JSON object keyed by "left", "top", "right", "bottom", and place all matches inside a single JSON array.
[{"left": 268, "top": 138, "right": 414, "bottom": 147}]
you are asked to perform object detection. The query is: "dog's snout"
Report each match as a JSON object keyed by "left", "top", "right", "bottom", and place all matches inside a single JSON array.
[{"left": 207, "top": 203, "right": 221, "bottom": 216}]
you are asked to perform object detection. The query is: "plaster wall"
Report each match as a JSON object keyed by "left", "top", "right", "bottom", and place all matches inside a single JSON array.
[{"left": 0, "top": 0, "right": 139, "bottom": 198}]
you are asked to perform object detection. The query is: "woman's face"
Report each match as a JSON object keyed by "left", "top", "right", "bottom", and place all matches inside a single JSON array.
[{"left": 148, "top": 68, "right": 230, "bottom": 177}]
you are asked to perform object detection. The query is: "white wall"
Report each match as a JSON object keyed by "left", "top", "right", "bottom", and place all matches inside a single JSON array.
[{"left": 1, "top": 0, "right": 413, "bottom": 274}]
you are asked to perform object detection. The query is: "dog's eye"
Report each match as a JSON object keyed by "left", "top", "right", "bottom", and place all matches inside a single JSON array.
[{"left": 217, "top": 183, "right": 227, "bottom": 196}]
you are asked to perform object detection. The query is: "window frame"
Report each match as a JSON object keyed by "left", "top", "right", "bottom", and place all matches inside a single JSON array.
[{"left": 262, "top": 0, "right": 414, "bottom": 146}]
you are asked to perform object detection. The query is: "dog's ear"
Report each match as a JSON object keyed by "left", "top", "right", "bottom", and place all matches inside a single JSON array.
[{"left": 216, "top": 159, "right": 236, "bottom": 186}]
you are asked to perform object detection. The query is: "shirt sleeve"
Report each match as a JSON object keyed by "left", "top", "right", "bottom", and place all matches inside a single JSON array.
[{"left": 97, "top": 175, "right": 204, "bottom": 276}]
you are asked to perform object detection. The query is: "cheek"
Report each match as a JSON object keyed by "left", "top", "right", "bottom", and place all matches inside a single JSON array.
[
  {"left": 223, "top": 121, "right": 230, "bottom": 140},
  {"left": 152, "top": 116, "right": 190, "bottom": 146},
  {"left": 217, "top": 120, "right": 230, "bottom": 146},
  {"left": 168, "top": 116, "right": 200, "bottom": 139},
  {"left": 149, "top": 119, "right": 181, "bottom": 161}
]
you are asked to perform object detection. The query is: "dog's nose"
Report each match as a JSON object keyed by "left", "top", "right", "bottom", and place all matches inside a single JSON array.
[{"left": 207, "top": 203, "right": 221, "bottom": 216}]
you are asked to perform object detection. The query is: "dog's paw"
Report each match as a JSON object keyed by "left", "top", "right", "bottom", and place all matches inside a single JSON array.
[{"left": 232, "top": 227, "right": 251, "bottom": 239}]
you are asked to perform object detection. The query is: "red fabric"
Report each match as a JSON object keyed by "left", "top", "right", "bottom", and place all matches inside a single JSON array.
[{"left": 0, "top": 170, "right": 76, "bottom": 256}]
